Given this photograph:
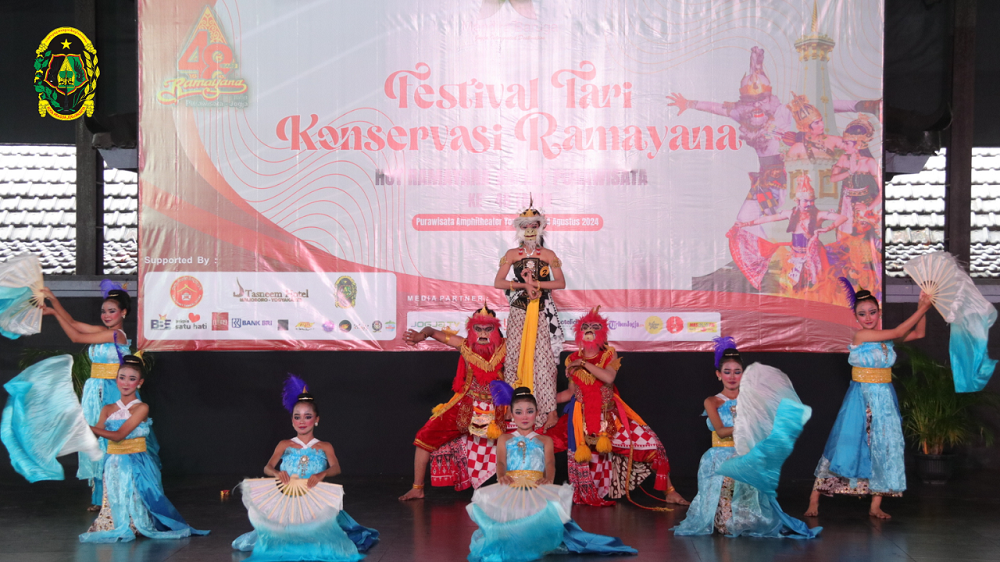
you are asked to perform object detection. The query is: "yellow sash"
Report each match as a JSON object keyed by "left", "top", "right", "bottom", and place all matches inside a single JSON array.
[
  {"left": 852, "top": 367, "right": 892, "bottom": 383},
  {"left": 90, "top": 363, "right": 119, "bottom": 379},
  {"left": 506, "top": 470, "right": 544, "bottom": 488},
  {"left": 515, "top": 298, "right": 540, "bottom": 392},
  {"left": 712, "top": 431, "right": 734, "bottom": 448},
  {"left": 107, "top": 437, "right": 146, "bottom": 455}
]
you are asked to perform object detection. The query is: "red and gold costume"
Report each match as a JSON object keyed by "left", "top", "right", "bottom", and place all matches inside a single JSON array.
[
  {"left": 413, "top": 311, "right": 509, "bottom": 491},
  {"left": 563, "top": 309, "right": 671, "bottom": 506}
]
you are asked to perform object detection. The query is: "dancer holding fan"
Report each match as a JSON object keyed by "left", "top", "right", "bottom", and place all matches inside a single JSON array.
[
  {"left": 467, "top": 386, "right": 636, "bottom": 562},
  {"left": 806, "top": 279, "right": 932, "bottom": 520},
  {"left": 233, "top": 375, "right": 378, "bottom": 561},
  {"left": 40, "top": 281, "right": 154, "bottom": 510},
  {"left": 673, "top": 337, "right": 819, "bottom": 538}
]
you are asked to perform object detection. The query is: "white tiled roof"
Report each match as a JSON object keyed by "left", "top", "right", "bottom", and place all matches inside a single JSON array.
[
  {"left": 2, "top": 145, "right": 998, "bottom": 279},
  {"left": 885, "top": 148, "right": 1000, "bottom": 278},
  {"left": 0, "top": 145, "right": 137, "bottom": 274}
]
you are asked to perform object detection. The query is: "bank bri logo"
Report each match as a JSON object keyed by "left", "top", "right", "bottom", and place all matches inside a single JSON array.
[{"left": 231, "top": 318, "right": 273, "bottom": 329}]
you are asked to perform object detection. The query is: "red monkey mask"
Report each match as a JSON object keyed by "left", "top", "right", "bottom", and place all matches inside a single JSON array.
[
  {"left": 574, "top": 306, "right": 609, "bottom": 355},
  {"left": 466, "top": 305, "right": 503, "bottom": 356}
]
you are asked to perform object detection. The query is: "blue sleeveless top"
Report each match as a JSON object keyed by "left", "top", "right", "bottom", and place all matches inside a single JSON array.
[
  {"left": 280, "top": 440, "right": 329, "bottom": 478},
  {"left": 848, "top": 341, "right": 896, "bottom": 369},
  {"left": 505, "top": 433, "right": 545, "bottom": 472},
  {"left": 705, "top": 396, "right": 737, "bottom": 431}
]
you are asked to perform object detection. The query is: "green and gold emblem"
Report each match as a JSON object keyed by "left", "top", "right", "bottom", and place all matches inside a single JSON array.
[{"left": 34, "top": 27, "right": 99, "bottom": 120}]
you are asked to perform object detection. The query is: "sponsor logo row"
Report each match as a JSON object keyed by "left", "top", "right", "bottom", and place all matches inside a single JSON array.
[{"left": 149, "top": 312, "right": 395, "bottom": 334}]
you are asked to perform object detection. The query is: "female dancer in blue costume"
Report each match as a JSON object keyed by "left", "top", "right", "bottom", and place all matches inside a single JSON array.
[
  {"left": 806, "top": 280, "right": 932, "bottom": 519},
  {"left": 79, "top": 355, "right": 208, "bottom": 542},
  {"left": 233, "top": 375, "right": 378, "bottom": 561},
  {"left": 674, "top": 338, "right": 819, "bottom": 538},
  {"left": 41, "top": 283, "right": 155, "bottom": 510},
  {"left": 467, "top": 386, "right": 636, "bottom": 562}
]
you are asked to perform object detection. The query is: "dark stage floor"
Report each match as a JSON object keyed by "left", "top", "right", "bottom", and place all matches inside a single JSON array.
[{"left": 2, "top": 474, "right": 999, "bottom": 562}]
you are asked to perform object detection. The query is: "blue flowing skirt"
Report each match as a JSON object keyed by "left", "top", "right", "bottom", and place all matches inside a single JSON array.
[
  {"left": 79, "top": 451, "right": 209, "bottom": 543},
  {"left": 467, "top": 502, "right": 636, "bottom": 562},
  {"left": 232, "top": 511, "right": 379, "bottom": 562},
  {"left": 815, "top": 381, "right": 905, "bottom": 494}
]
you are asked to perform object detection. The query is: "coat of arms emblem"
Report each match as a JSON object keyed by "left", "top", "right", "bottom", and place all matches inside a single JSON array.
[{"left": 33, "top": 27, "right": 99, "bottom": 120}]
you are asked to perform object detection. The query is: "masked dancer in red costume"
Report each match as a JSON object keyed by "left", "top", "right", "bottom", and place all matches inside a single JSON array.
[
  {"left": 494, "top": 200, "right": 565, "bottom": 431},
  {"left": 555, "top": 307, "right": 688, "bottom": 507},
  {"left": 399, "top": 306, "right": 512, "bottom": 501}
]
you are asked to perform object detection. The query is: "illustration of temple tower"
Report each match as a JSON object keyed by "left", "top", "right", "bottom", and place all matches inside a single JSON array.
[
  {"left": 784, "top": 2, "right": 839, "bottom": 201},
  {"left": 795, "top": 2, "right": 837, "bottom": 136}
]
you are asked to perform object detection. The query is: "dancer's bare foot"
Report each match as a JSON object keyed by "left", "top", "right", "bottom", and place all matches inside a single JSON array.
[
  {"left": 868, "top": 495, "right": 890, "bottom": 519},
  {"left": 804, "top": 489, "right": 820, "bottom": 517},
  {"left": 665, "top": 490, "right": 690, "bottom": 505},
  {"left": 398, "top": 487, "right": 425, "bottom": 501},
  {"left": 869, "top": 507, "right": 892, "bottom": 519},
  {"left": 87, "top": 504, "right": 101, "bottom": 512}
]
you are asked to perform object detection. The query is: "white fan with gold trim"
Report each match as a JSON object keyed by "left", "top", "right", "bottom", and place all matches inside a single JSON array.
[{"left": 241, "top": 476, "right": 344, "bottom": 527}]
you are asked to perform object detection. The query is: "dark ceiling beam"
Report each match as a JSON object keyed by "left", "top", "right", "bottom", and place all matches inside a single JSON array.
[
  {"left": 75, "top": 0, "right": 104, "bottom": 276},
  {"left": 945, "top": 0, "right": 976, "bottom": 269}
]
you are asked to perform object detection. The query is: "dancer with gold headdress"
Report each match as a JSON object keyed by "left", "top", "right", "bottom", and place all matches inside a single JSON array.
[
  {"left": 398, "top": 306, "right": 511, "bottom": 500},
  {"left": 831, "top": 115, "right": 882, "bottom": 293},
  {"left": 494, "top": 199, "right": 565, "bottom": 431},
  {"left": 733, "top": 176, "right": 847, "bottom": 291},
  {"left": 783, "top": 93, "right": 845, "bottom": 162},
  {"left": 558, "top": 307, "right": 688, "bottom": 507}
]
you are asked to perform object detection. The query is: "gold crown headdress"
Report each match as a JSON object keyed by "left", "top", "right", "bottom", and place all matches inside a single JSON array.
[
  {"left": 788, "top": 92, "right": 823, "bottom": 132},
  {"left": 513, "top": 194, "right": 547, "bottom": 231},
  {"left": 740, "top": 73, "right": 771, "bottom": 98},
  {"left": 518, "top": 194, "right": 541, "bottom": 219},
  {"left": 843, "top": 115, "right": 875, "bottom": 149}
]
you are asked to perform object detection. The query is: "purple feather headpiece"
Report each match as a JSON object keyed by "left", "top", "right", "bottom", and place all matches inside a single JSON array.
[
  {"left": 838, "top": 277, "right": 857, "bottom": 310},
  {"left": 490, "top": 380, "right": 514, "bottom": 407},
  {"left": 282, "top": 373, "right": 309, "bottom": 413},
  {"left": 713, "top": 336, "right": 738, "bottom": 369},
  {"left": 100, "top": 279, "right": 126, "bottom": 299}
]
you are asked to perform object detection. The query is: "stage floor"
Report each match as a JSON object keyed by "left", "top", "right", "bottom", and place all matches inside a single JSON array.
[{"left": 2, "top": 474, "right": 999, "bottom": 562}]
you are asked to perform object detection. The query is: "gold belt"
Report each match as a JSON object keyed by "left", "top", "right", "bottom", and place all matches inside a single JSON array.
[
  {"left": 107, "top": 437, "right": 146, "bottom": 455},
  {"left": 712, "top": 431, "right": 734, "bottom": 448},
  {"left": 852, "top": 367, "right": 892, "bottom": 384},
  {"left": 506, "top": 470, "right": 544, "bottom": 487},
  {"left": 91, "top": 363, "right": 119, "bottom": 380}
]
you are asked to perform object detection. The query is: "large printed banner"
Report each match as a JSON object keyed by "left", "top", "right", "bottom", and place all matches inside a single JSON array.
[{"left": 138, "top": 0, "right": 884, "bottom": 351}]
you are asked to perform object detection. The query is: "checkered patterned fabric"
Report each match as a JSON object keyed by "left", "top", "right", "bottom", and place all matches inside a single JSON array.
[
  {"left": 612, "top": 421, "right": 658, "bottom": 451},
  {"left": 589, "top": 453, "right": 612, "bottom": 498},
  {"left": 465, "top": 434, "right": 497, "bottom": 488}
]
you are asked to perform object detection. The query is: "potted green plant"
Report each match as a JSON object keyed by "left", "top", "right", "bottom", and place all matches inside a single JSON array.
[{"left": 894, "top": 345, "right": 998, "bottom": 484}]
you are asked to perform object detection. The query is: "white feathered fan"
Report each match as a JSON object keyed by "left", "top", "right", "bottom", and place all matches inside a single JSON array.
[
  {"left": 241, "top": 476, "right": 344, "bottom": 526},
  {"left": 902, "top": 252, "right": 964, "bottom": 321},
  {"left": 0, "top": 254, "right": 45, "bottom": 337}
]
